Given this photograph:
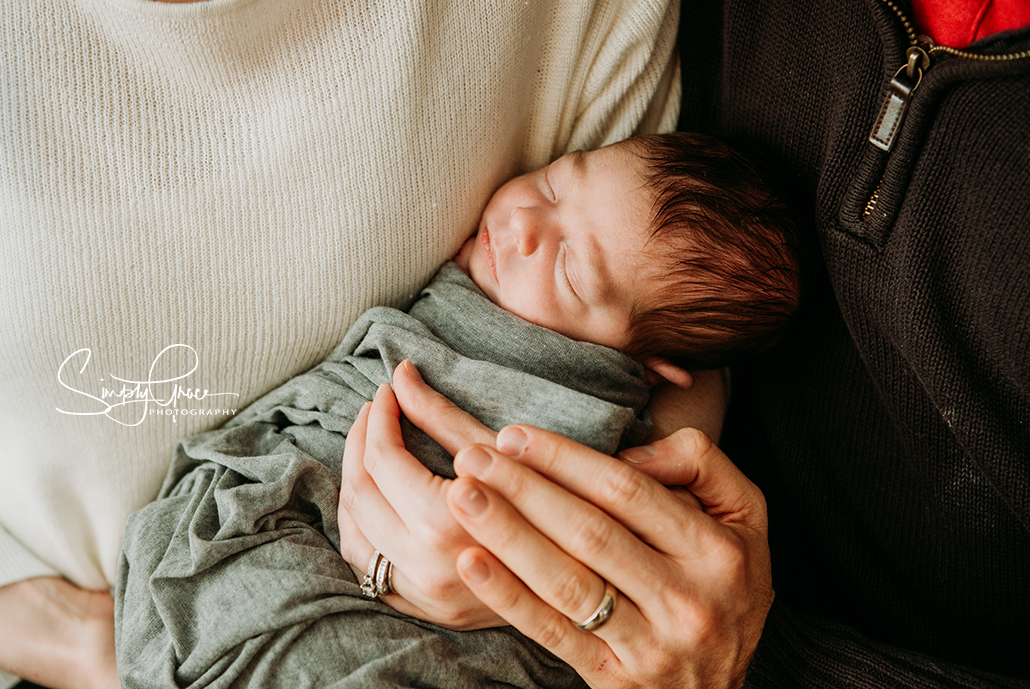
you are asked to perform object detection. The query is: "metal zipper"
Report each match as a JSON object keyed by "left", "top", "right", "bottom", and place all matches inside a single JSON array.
[
  {"left": 864, "top": 0, "right": 1030, "bottom": 216},
  {"left": 878, "top": 0, "right": 1030, "bottom": 68}
]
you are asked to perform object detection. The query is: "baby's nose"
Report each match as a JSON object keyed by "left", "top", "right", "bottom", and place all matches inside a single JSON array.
[{"left": 510, "top": 208, "right": 541, "bottom": 256}]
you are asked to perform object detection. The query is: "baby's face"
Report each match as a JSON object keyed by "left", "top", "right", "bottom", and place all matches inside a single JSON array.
[{"left": 455, "top": 141, "right": 659, "bottom": 349}]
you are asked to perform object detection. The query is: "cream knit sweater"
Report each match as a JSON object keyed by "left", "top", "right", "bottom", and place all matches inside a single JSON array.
[{"left": 0, "top": 0, "right": 678, "bottom": 603}]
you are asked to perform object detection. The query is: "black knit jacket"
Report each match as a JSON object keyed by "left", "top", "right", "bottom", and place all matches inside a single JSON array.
[{"left": 677, "top": 1, "right": 1030, "bottom": 686}]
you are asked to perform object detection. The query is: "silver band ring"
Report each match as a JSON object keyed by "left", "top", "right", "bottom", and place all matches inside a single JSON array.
[
  {"left": 361, "top": 551, "right": 393, "bottom": 599},
  {"left": 576, "top": 581, "right": 616, "bottom": 632}
]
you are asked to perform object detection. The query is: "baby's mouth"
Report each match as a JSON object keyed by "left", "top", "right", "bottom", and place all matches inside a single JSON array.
[{"left": 481, "top": 227, "right": 498, "bottom": 284}]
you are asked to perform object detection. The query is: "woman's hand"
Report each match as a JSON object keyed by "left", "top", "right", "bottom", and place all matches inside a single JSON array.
[
  {"left": 445, "top": 425, "right": 773, "bottom": 689},
  {"left": 336, "top": 360, "right": 504, "bottom": 629},
  {"left": 0, "top": 577, "right": 120, "bottom": 689}
]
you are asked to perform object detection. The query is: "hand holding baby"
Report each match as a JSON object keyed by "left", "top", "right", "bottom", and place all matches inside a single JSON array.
[
  {"left": 336, "top": 362, "right": 505, "bottom": 629},
  {"left": 448, "top": 423, "right": 774, "bottom": 689},
  {"left": 338, "top": 359, "right": 775, "bottom": 688}
]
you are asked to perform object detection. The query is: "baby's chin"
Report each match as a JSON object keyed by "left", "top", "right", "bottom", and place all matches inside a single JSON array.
[{"left": 453, "top": 234, "right": 475, "bottom": 273}]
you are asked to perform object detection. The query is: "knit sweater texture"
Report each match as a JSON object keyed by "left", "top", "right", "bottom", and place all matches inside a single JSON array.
[
  {"left": 677, "top": 0, "right": 1029, "bottom": 685},
  {"left": 0, "top": 0, "right": 679, "bottom": 601}
]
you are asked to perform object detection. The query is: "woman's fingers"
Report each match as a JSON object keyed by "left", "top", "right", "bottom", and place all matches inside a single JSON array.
[
  {"left": 0, "top": 578, "right": 120, "bottom": 689},
  {"left": 339, "top": 400, "right": 405, "bottom": 540},
  {"left": 339, "top": 396, "right": 439, "bottom": 595},
  {"left": 361, "top": 382, "right": 451, "bottom": 508},
  {"left": 360, "top": 383, "right": 473, "bottom": 568},
  {"left": 392, "top": 360, "right": 497, "bottom": 454},
  {"left": 337, "top": 382, "right": 503, "bottom": 628},
  {"left": 338, "top": 401, "right": 406, "bottom": 563}
]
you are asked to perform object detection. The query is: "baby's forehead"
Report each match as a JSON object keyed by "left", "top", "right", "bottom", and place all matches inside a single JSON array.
[{"left": 603, "top": 237, "right": 677, "bottom": 306}]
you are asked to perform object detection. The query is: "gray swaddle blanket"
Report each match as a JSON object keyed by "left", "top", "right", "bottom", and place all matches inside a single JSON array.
[{"left": 115, "top": 263, "right": 651, "bottom": 688}]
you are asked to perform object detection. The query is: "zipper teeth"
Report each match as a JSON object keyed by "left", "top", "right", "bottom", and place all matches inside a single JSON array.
[
  {"left": 862, "top": 185, "right": 881, "bottom": 218},
  {"left": 879, "top": 0, "right": 919, "bottom": 45},
  {"left": 879, "top": 0, "right": 1030, "bottom": 61},
  {"left": 929, "top": 44, "right": 1030, "bottom": 62},
  {"left": 865, "top": 0, "right": 1028, "bottom": 218}
]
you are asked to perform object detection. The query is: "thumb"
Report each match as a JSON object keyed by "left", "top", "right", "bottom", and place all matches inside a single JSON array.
[{"left": 618, "top": 427, "right": 765, "bottom": 524}]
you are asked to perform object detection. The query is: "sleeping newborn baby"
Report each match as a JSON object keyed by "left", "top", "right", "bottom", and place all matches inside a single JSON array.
[{"left": 115, "top": 132, "right": 799, "bottom": 689}]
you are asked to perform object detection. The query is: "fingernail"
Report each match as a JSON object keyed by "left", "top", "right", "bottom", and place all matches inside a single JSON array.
[
  {"left": 496, "top": 426, "right": 527, "bottom": 456},
  {"left": 458, "top": 447, "right": 492, "bottom": 478},
  {"left": 401, "top": 359, "right": 423, "bottom": 381},
  {"left": 460, "top": 556, "right": 490, "bottom": 583},
  {"left": 618, "top": 444, "right": 657, "bottom": 464},
  {"left": 454, "top": 485, "right": 488, "bottom": 517}
]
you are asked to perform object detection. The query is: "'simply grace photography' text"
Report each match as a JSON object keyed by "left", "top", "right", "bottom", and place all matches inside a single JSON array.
[{"left": 56, "top": 345, "right": 239, "bottom": 426}]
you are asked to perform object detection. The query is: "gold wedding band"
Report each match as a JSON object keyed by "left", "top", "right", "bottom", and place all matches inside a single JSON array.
[{"left": 576, "top": 581, "right": 617, "bottom": 632}]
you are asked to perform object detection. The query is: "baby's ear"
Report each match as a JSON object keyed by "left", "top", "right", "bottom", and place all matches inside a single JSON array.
[{"left": 642, "top": 357, "right": 694, "bottom": 389}]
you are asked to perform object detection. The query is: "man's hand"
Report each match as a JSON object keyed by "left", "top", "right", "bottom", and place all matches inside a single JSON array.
[
  {"left": 645, "top": 367, "right": 730, "bottom": 443},
  {"left": 445, "top": 425, "right": 773, "bottom": 689}
]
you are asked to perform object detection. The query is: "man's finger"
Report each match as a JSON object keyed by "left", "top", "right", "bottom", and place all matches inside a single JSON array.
[
  {"left": 392, "top": 360, "right": 496, "bottom": 455},
  {"left": 617, "top": 427, "right": 766, "bottom": 523},
  {"left": 454, "top": 545, "right": 618, "bottom": 679},
  {"left": 489, "top": 426, "right": 735, "bottom": 554},
  {"left": 448, "top": 470, "right": 622, "bottom": 626},
  {"left": 451, "top": 442, "right": 693, "bottom": 609}
]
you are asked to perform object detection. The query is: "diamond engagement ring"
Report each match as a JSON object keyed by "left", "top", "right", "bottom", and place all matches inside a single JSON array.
[
  {"left": 576, "top": 580, "right": 617, "bottom": 632},
  {"left": 375, "top": 552, "right": 394, "bottom": 595},
  {"left": 360, "top": 550, "right": 394, "bottom": 599}
]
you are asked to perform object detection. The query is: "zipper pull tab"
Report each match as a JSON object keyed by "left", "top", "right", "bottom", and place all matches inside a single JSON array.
[{"left": 868, "top": 46, "right": 930, "bottom": 152}]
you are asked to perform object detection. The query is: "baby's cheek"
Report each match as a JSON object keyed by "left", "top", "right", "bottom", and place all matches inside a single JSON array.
[{"left": 454, "top": 235, "right": 476, "bottom": 272}]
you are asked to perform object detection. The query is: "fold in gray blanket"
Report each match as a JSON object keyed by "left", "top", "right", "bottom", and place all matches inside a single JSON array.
[{"left": 116, "top": 263, "right": 651, "bottom": 688}]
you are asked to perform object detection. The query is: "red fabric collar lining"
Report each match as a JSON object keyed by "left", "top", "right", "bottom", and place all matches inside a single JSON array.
[{"left": 910, "top": 0, "right": 1030, "bottom": 48}]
